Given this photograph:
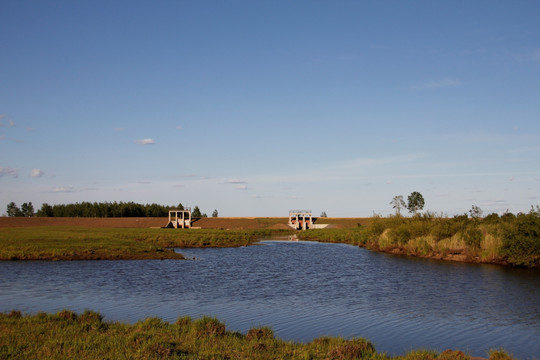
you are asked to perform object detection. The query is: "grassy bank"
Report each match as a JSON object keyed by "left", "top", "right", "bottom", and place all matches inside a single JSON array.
[
  {"left": 0, "top": 227, "right": 290, "bottom": 260},
  {"left": 298, "top": 211, "right": 540, "bottom": 268},
  {"left": 1, "top": 212, "right": 538, "bottom": 266},
  {"left": 0, "top": 310, "right": 514, "bottom": 360}
]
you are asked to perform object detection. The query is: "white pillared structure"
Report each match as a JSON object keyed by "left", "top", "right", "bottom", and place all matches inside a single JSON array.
[
  {"left": 288, "top": 210, "right": 313, "bottom": 230},
  {"left": 164, "top": 208, "right": 192, "bottom": 229}
]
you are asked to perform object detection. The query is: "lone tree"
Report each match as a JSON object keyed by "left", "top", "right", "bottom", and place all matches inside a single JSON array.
[
  {"left": 212, "top": 209, "right": 218, "bottom": 217},
  {"left": 469, "top": 205, "right": 483, "bottom": 219},
  {"left": 407, "top": 191, "right": 425, "bottom": 215},
  {"left": 390, "top": 195, "right": 406, "bottom": 216}
]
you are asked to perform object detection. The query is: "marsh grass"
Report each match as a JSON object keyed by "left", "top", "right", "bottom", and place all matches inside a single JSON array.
[
  {"left": 0, "top": 227, "right": 290, "bottom": 261},
  {"left": 298, "top": 212, "right": 540, "bottom": 267},
  {"left": 0, "top": 310, "right": 512, "bottom": 360}
]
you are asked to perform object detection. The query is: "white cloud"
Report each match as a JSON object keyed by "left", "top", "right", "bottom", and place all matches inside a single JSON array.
[
  {"left": 51, "top": 185, "right": 76, "bottom": 193},
  {"left": 412, "top": 79, "right": 462, "bottom": 90},
  {"left": 30, "top": 169, "right": 44, "bottom": 178},
  {"left": 0, "top": 167, "right": 18, "bottom": 178},
  {"left": 135, "top": 138, "right": 155, "bottom": 145},
  {"left": 235, "top": 185, "right": 248, "bottom": 190}
]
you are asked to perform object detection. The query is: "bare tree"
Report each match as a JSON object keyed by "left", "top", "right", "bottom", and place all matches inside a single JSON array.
[{"left": 390, "top": 195, "right": 406, "bottom": 216}]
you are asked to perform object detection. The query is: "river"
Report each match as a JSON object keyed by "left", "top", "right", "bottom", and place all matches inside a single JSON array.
[{"left": 0, "top": 240, "right": 538, "bottom": 359}]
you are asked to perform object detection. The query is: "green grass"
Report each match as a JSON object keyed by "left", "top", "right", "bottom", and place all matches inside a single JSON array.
[
  {"left": 0, "top": 227, "right": 291, "bottom": 260},
  {"left": 0, "top": 310, "right": 515, "bottom": 360},
  {"left": 299, "top": 212, "right": 540, "bottom": 268},
  {"left": 2, "top": 212, "right": 538, "bottom": 267}
]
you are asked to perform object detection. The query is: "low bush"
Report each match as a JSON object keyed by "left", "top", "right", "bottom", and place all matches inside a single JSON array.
[
  {"left": 246, "top": 326, "right": 274, "bottom": 341},
  {"left": 500, "top": 212, "right": 540, "bottom": 267},
  {"left": 193, "top": 316, "right": 226, "bottom": 337}
]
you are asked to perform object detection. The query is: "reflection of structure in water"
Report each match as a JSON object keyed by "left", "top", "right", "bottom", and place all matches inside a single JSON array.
[{"left": 164, "top": 208, "right": 192, "bottom": 228}]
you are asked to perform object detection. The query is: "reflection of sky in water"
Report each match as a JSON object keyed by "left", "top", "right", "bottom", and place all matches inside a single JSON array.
[{"left": 1, "top": 241, "right": 539, "bottom": 359}]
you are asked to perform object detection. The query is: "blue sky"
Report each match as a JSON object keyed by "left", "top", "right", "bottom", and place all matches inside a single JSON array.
[{"left": 1, "top": 1, "right": 539, "bottom": 217}]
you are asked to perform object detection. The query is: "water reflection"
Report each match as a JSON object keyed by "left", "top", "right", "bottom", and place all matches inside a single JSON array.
[{"left": 1, "top": 240, "right": 539, "bottom": 359}]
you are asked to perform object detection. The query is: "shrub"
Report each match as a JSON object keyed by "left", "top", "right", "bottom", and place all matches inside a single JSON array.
[
  {"left": 462, "top": 227, "right": 483, "bottom": 249},
  {"left": 8, "top": 310, "right": 22, "bottom": 318},
  {"left": 369, "top": 216, "right": 388, "bottom": 237},
  {"left": 483, "top": 213, "right": 501, "bottom": 224},
  {"left": 438, "top": 349, "right": 469, "bottom": 360},
  {"left": 139, "top": 317, "right": 168, "bottom": 330},
  {"left": 489, "top": 349, "right": 515, "bottom": 360},
  {"left": 327, "top": 338, "right": 375, "bottom": 360},
  {"left": 78, "top": 309, "right": 103, "bottom": 324},
  {"left": 501, "top": 213, "right": 540, "bottom": 267},
  {"left": 393, "top": 225, "right": 412, "bottom": 245},
  {"left": 56, "top": 309, "right": 77, "bottom": 321},
  {"left": 193, "top": 316, "right": 226, "bottom": 337},
  {"left": 246, "top": 326, "right": 274, "bottom": 341}
]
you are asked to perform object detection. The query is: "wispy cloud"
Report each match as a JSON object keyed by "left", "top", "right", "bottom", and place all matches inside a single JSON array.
[
  {"left": 514, "top": 48, "right": 540, "bottom": 63},
  {"left": 135, "top": 138, "right": 155, "bottom": 145},
  {"left": 113, "top": 127, "right": 125, "bottom": 132},
  {"left": 176, "top": 125, "right": 182, "bottom": 130},
  {"left": 225, "top": 179, "right": 247, "bottom": 185},
  {"left": 51, "top": 185, "right": 77, "bottom": 193},
  {"left": 412, "top": 79, "right": 462, "bottom": 90},
  {"left": 0, "top": 167, "right": 18, "bottom": 178},
  {"left": 184, "top": 174, "right": 207, "bottom": 180},
  {"left": 334, "top": 153, "right": 425, "bottom": 170},
  {"left": 30, "top": 169, "right": 44, "bottom": 178},
  {"left": 8, "top": 120, "right": 15, "bottom": 127},
  {"left": 48, "top": 185, "right": 97, "bottom": 193},
  {"left": 235, "top": 184, "right": 248, "bottom": 190}
]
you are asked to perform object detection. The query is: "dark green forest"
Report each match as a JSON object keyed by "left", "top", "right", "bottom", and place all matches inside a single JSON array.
[{"left": 5, "top": 201, "right": 210, "bottom": 218}]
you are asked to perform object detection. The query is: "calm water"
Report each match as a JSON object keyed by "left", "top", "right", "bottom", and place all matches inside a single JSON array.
[{"left": 1, "top": 240, "right": 539, "bottom": 359}]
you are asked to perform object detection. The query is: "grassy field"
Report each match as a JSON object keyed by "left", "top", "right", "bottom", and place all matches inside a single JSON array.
[
  {"left": 0, "top": 310, "right": 514, "bottom": 360},
  {"left": 0, "top": 227, "right": 290, "bottom": 260},
  {"left": 1, "top": 213, "right": 538, "bottom": 266}
]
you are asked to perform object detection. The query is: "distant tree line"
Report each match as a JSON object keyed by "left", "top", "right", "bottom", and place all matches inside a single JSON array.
[{"left": 5, "top": 201, "right": 216, "bottom": 218}]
